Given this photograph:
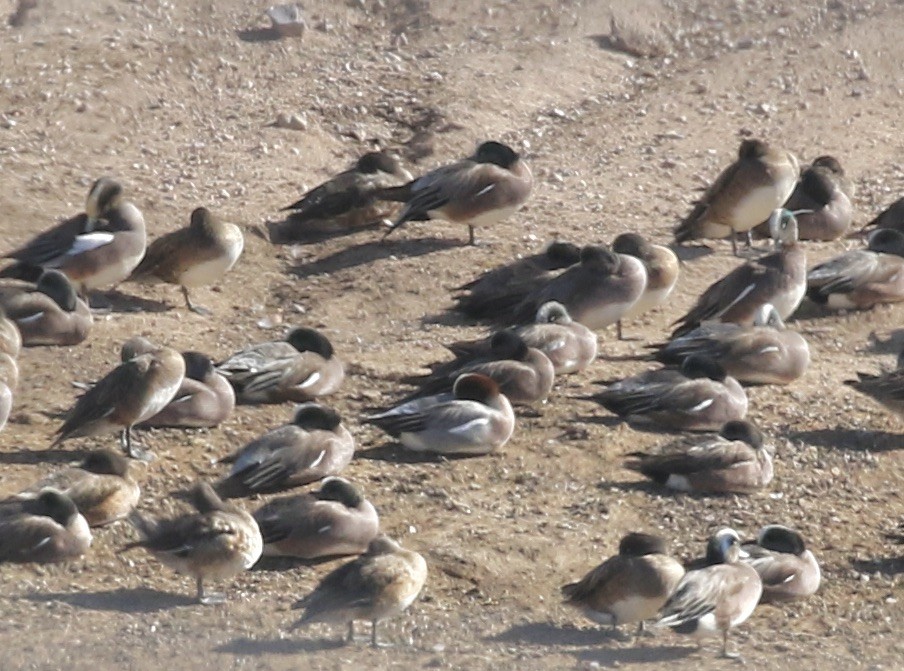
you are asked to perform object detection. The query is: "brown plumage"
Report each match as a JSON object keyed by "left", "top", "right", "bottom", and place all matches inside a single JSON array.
[
  {"left": 655, "top": 529, "right": 763, "bottom": 658},
  {"left": 291, "top": 534, "right": 427, "bottom": 647},
  {"left": 754, "top": 155, "right": 853, "bottom": 241},
  {"left": 0, "top": 490, "right": 92, "bottom": 564},
  {"left": 401, "top": 330, "right": 555, "bottom": 405},
  {"left": 254, "top": 477, "right": 379, "bottom": 559},
  {"left": 379, "top": 141, "right": 532, "bottom": 245},
  {"left": 216, "top": 403, "right": 354, "bottom": 498},
  {"left": 625, "top": 420, "right": 773, "bottom": 494},
  {"left": 0, "top": 270, "right": 91, "bottom": 346},
  {"left": 740, "top": 526, "right": 821, "bottom": 603},
  {"left": 120, "top": 482, "right": 262, "bottom": 604},
  {"left": 674, "top": 138, "right": 799, "bottom": 255},
  {"left": 446, "top": 301, "right": 597, "bottom": 376},
  {"left": 845, "top": 350, "right": 904, "bottom": 419},
  {"left": 672, "top": 210, "right": 806, "bottom": 339},
  {"left": 53, "top": 346, "right": 186, "bottom": 461},
  {"left": 1, "top": 177, "right": 146, "bottom": 293},
  {"left": 452, "top": 241, "right": 581, "bottom": 319},
  {"left": 807, "top": 229, "right": 904, "bottom": 310},
  {"left": 129, "top": 207, "right": 243, "bottom": 314},
  {"left": 562, "top": 533, "right": 685, "bottom": 636},
  {"left": 655, "top": 304, "right": 810, "bottom": 385},
  {"left": 275, "top": 151, "right": 413, "bottom": 240},
  {"left": 216, "top": 327, "right": 344, "bottom": 405},
  {"left": 14, "top": 450, "right": 140, "bottom": 527}
]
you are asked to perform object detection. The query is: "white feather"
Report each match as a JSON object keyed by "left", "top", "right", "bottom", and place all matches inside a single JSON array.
[
  {"left": 67, "top": 232, "right": 115, "bottom": 256},
  {"left": 447, "top": 417, "right": 490, "bottom": 436},
  {"left": 297, "top": 372, "right": 321, "bottom": 389}
]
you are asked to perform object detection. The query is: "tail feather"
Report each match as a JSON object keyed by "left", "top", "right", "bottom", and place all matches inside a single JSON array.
[
  {"left": 117, "top": 511, "right": 157, "bottom": 553},
  {"left": 373, "top": 183, "right": 413, "bottom": 204},
  {"left": 0, "top": 262, "right": 44, "bottom": 282}
]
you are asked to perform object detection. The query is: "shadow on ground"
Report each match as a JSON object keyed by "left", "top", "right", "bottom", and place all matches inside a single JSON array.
[
  {"left": 287, "top": 237, "right": 462, "bottom": 279},
  {"left": 489, "top": 622, "right": 695, "bottom": 665},
  {"left": 24, "top": 587, "right": 196, "bottom": 613},
  {"left": 788, "top": 427, "right": 901, "bottom": 453}
]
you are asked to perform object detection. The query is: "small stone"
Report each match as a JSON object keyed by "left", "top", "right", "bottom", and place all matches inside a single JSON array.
[{"left": 266, "top": 4, "right": 306, "bottom": 39}]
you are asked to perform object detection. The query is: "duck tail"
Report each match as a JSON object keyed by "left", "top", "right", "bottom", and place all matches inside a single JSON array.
[
  {"left": 673, "top": 203, "right": 707, "bottom": 244},
  {"left": 117, "top": 511, "right": 157, "bottom": 552},
  {"left": 0, "top": 262, "right": 44, "bottom": 282},
  {"left": 373, "top": 183, "right": 413, "bottom": 204}
]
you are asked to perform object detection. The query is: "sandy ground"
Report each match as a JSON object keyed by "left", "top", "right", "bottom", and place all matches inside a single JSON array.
[{"left": 0, "top": 0, "right": 901, "bottom": 669}]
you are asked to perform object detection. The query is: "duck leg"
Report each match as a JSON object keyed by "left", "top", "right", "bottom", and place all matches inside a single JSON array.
[
  {"left": 346, "top": 620, "right": 355, "bottom": 644},
  {"left": 720, "top": 630, "right": 740, "bottom": 659},
  {"left": 730, "top": 233, "right": 739, "bottom": 256},
  {"left": 617, "top": 320, "right": 624, "bottom": 340},
  {"left": 468, "top": 224, "right": 476, "bottom": 246},
  {"left": 181, "top": 286, "right": 211, "bottom": 316},
  {"left": 197, "top": 577, "right": 226, "bottom": 605},
  {"left": 370, "top": 619, "right": 394, "bottom": 648},
  {"left": 121, "top": 427, "right": 154, "bottom": 462}
]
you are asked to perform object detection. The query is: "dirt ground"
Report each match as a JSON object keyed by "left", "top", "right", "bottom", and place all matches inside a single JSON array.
[{"left": 0, "top": 0, "right": 901, "bottom": 669}]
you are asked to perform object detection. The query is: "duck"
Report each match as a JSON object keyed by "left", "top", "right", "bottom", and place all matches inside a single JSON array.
[
  {"left": 654, "top": 303, "right": 809, "bottom": 385},
  {"left": 844, "top": 349, "right": 904, "bottom": 419},
  {"left": 379, "top": 140, "right": 532, "bottom": 245},
  {"left": 53, "top": 345, "right": 186, "bottom": 461},
  {"left": 0, "top": 306, "right": 21, "bottom": 357},
  {"left": 216, "top": 403, "right": 354, "bottom": 498},
  {"left": 674, "top": 138, "right": 799, "bottom": 255},
  {"left": 0, "top": 351, "right": 18, "bottom": 390},
  {"left": 446, "top": 302, "right": 597, "bottom": 376},
  {"left": 75, "top": 338, "right": 234, "bottom": 429},
  {"left": 611, "top": 233, "right": 679, "bottom": 339},
  {"left": 0, "top": 353, "right": 15, "bottom": 432},
  {"left": 562, "top": 532, "right": 685, "bottom": 638},
  {"left": 254, "top": 477, "right": 379, "bottom": 559},
  {"left": 862, "top": 196, "right": 904, "bottom": 234},
  {"left": 275, "top": 151, "right": 414, "bottom": 240},
  {"left": 136, "top": 349, "right": 235, "bottom": 429},
  {"left": 128, "top": 207, "right": 243, "bottom": 315},
  {"left": 807, "top": 229, "right": 904, "bottom": 310},
  {"left": 290, "top": 534, "right": 427, "bottom": 647},
  {"left": 671, "top": 209, "right": 806, "bottom": 339},
  {"left": 591, "top": 356, "right": 748, "bottom": 432},
  {"left": 120, "top": 482, "right": 262, "bottom": 604},
  {"left": 452, "top": 241, "right": 581, "bottom": 319},
  {"left": 624, "top": 420, "right": 774, "bottom": 494},
  {"left": 13, "top": 449, "right": 140, "bottom": 527},
  {"left": 0, "top": 489, "right": 92, "bottom": 563},
  {"left": 740, "top": 525, "right": 821, "bottom": 603},
  {"left": 754, "top": 155, "right": 853, "bottom": 241},
  {"left": 0, "top": 270, "right": 92, "bottom": 346},
  {"left": 513, "top": 245, "right": 648, "bottom": 332},
  {"left": 216, "top": 326, "right": 344, "bottom": 405},
  {"left": 0, "top": 380, "right": 10, "bottom": 434},
  {"left": 402, "top": 330, "right": 555, "bottom": 405},
  {"left": 0, "top": 177, "right": 147, "bottom": 295},
  {"left": 366, "top": 373, "right": 515, "bottom": 455},
  {"left": 654, "top": 528, "right": 763, "bottom": 658}
]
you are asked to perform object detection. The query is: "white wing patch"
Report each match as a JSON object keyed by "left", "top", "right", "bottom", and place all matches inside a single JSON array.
[
  {"left": 307, "top": 450, "right": 325, "bottom": 469},
  {"left": 547, "top": 338, "right": 566, "bottom": 352},
  {"left": 687, "top": 398, "right": 714, "bottom": 413},
  {"left": 757, "top": 346, "right": 780, "bottom": 354},
  {"left": 298, "top": 372, "right": 321, "bottom": 389},
  {"left": 68, "top": 232, "right": 115, "bottom": 256},
  {"left": 715, "top": 283, "right": 756, "bottom": 318},
  {"left": 16, "top": 311, "right": 45, "bottom": 324},
  {"left": 448, "top": 417, "right": 490, "bottom": 436},
  {"left": 475, "top": 184, "right": 496, "bottom": 198}
]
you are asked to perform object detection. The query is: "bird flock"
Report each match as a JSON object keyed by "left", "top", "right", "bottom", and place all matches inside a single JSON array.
[{"left": 0, "top": 134, "right": 902, "bottom": 658}]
